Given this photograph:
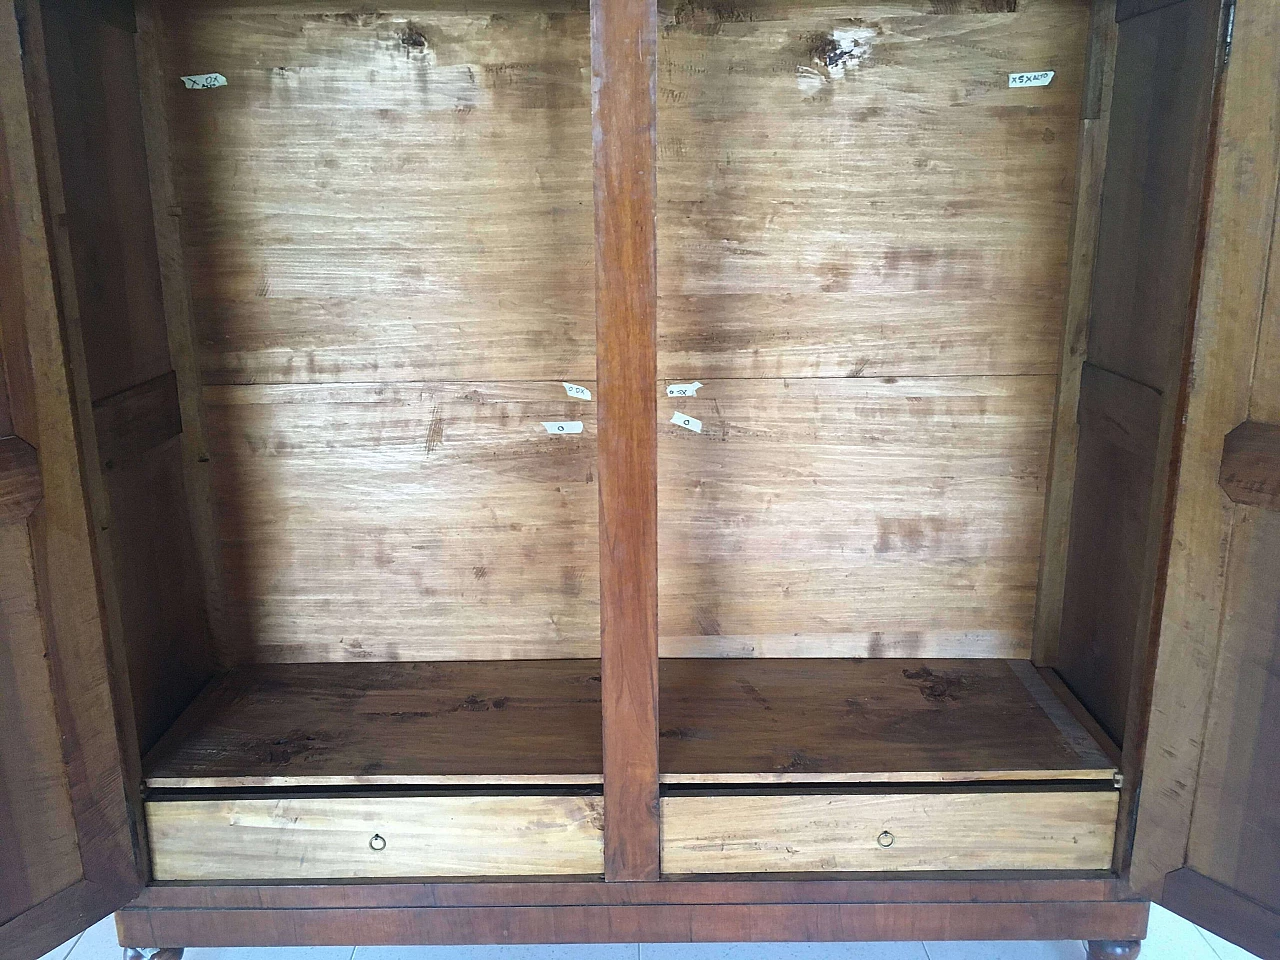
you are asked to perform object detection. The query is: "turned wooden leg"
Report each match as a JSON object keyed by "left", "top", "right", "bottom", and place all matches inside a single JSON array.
[
  {"left": 124, "top": 948, "right": 184, "bottom": 960},
  {"left": 1086, "top": 941, "right": 1142, "bottom": 959}
]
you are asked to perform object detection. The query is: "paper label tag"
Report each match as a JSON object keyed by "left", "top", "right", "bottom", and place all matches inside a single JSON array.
[
  {"left": 182, "top": 73, "right": 228, "bottom": 89},
  {"left": 562, "top": 383, "right": 591, "bottom": 400},
  {"left": 670, "top": 411, "right": 702, "bottom": 433},
  {"left": 1008, "top": 70, "right": 1054, "bottom": 88},
  {"left": 666, "top": 381, "right": 704, "bottom": 398},
  {"left": 541, "top": 420, "right": 583, "bottom": 435}
]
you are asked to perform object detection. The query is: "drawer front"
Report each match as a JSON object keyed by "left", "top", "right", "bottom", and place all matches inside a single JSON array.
[
  {"left": 661, "top": 791, "right": 1118, "bottom": 873},
  {"left": 147, "top": 794, "right": 603, "bottom": 880}
]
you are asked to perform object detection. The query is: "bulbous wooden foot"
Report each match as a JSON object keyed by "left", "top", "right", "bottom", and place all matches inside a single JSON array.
[
  {"left": 1086, "top": 941, "right": 1142, "bottom": 959},
  {"left": 124, "top": 948, "right": 184, "bottom": 960}
]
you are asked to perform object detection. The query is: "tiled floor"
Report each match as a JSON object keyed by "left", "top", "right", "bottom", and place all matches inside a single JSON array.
[{"left": 37, "top": 906, "right": 1261, "bottom": 960}]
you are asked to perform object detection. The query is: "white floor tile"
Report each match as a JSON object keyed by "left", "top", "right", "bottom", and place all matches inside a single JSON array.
[
  {"left": 1198, "top": 927, "right": 1263, "bottom": 960},
  {"left": 921, "top": 940, "right": 1084, "bottom": 960},
  {"left": 188, "top": 949, "right": 355, "bottom": 960},
  {"left": 642, "top": 942, "right": 927, "bottom": 959},
  {"left": 1141, "top": 905, "right": 1221, "bottom": 960},
  {"left": 355, "top": 945, "right": 636, "bottom": 960}
]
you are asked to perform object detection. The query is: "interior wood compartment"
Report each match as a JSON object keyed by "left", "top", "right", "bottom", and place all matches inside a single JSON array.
[
  {"left": 32, "top": 0, "right": 605, "bottom": 881},
  {"left": 648, "top": 0, "right": 1134, "bottom": 876}
]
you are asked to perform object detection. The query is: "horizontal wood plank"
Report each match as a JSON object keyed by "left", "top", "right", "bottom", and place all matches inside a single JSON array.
[
  {"left": 660, "top": 658, "right": 1116, "bottom": 783},
  {"left": 202, "top": 382, "right": 599, "bottom": 662},
  {"left": 156, "top": 5, "right": 593, "bottom": 385},
  {"left": 146, "top": 795, "right": 604, "bottom": 880},
  {"left": 661, "top": 790, "right": 1119, "bottom": 873},
  {"left": 658, "top": 377, "right": 1054, "bottom": 658},
  {"left": 117, "top": 898, "right": 1150, "bottom": 948},
  {"left": 657, "top": 0, "right": 1088, "bottom": 379},
  {"left": 92, "top": 369, "right": 182, "bottom": 468},
  {"left": 0, "top": 436, "right": 41, "bottom": 524},
  {"left": 1218, "top": 420, "right": 1280, "bottom": 509},
  {"left": 143, "top": 660, "right": 602, "bottom": 788}
]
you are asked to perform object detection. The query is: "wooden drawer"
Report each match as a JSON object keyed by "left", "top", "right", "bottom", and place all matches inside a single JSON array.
[
  {"left": 146, "top": 795, "right": 604, "bottom": 880},
  {"left": 661, "top": 790, "right": 1119, "bottom": 874}
]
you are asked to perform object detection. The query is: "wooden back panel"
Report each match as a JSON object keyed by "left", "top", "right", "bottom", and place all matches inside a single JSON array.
[
  {"left": 656, "top": 0, "right": 1089, "bottom": 657},
  {"left": 152, "top": 3, "right": 598, "bottom": 662}
]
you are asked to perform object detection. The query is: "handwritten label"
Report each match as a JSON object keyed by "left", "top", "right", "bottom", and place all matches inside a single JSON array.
[
  {"left": 1008, "top": 70, "right": 1054, "bottom": 88},
  {"left": 562, "top": 383, "right": 591, "bottom": 400},
  {"left": 666, "top": 381, "right": 704, "bottom": 398},
  {"left": 671, "top": 411, "right": 702, "bottom": 434},
  {"left": 541, "top": 420, "right": 583, "bottom": 435},
  {"left": 182, "top": 73, "right": 228, "bottom": 89}
]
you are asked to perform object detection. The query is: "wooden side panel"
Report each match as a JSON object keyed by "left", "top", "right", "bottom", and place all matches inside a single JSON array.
[
  {"left": 146, "top": 795, "right": 605, "bottom": 881},
  {"left": 0, "top": 522, "right": 81, "bottom": 925},
  {"left": 656, "top": 0, "right": 1089, "bottom": 380},
  {"left": 158, "top": 6, "right": 593, "bottom": 385},
  {"left": 1033, "top": 0, "right": 1119, "bottom": 668},
  {"left": 1087, "top": 0, "right": 1223, "bottom": 393},
  {"left": 1131, "top": 0, "right": 1280, "bottom": 895},
  {"left": 37, "top": 0, "right": 216, "bottom": 751},
  {"left": 1057, "top": 364, "right": 1163, "bottom": 741},
  {"left": 38, "top": 2, "right": 171, "bottom": 403},
  {"left": 658, "top": 377, "right": 1054, "bottom": 657},
  {"left": 1054, "top": 0, "right": 1223, "bottom": 746},
  {"left": 204, "top": 383, "right": 599, "bottom": 662},
  {"left": 661, "top": 791, "right": 1119, "bottom": 874}
]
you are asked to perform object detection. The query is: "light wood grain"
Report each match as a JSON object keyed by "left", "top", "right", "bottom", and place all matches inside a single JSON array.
[
  {"left": 658, "top": 377, "right": 1054, "bottom": 657},
  {"left": 146, "top": 795, "right": 604, "bottom": 880},
  {"left": 143, "top": 660, "right": 602, "bottom": 788},
  {"left": 661, "top": 790, "right": 1119, "bottom": 873},
  {"left": 656, "top": 0, "right": 1088, "bottom": 380},
  {"left": 659, "top": 658, "right": 1116, "bottom": 784},
  {"left": 1130, "top": 0, "right": 1280, "bottom": 895},
  {"left": 203, "top": 382, "right": 598, "bottom": 662},
  {"left": 157, "top": 4, "right": 593, "bottom": 386}
]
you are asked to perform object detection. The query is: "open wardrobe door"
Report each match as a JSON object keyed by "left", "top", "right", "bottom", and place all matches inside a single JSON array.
[
  {"left": 0, "top": 1, "right": 143, "bottom": 958},
  {"left": 1126, "top": 2, "right": 1280, "bottom": 958}
]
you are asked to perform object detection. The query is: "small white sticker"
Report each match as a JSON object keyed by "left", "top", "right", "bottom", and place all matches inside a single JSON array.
[
  {"left": 562, "top": 383, "right": 592, "bottom": 401},
  {"left": 666, "top": 381, "right": 704, "bottom": 398},
  {"left": 541, "top": 420, "right": 583, "bottom": 435},
  {"left": 1008, "top": 70, "right": 1054, "bottom": 88},
  {"left": 182, "top": 73, "right": 228, "bottom": 89},
  {"left": 671, "top": 411, "right": 702, "bottom": 433}
]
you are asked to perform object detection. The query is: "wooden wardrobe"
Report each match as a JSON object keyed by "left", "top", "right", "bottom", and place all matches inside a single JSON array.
[{"left": 2, "top": 0, "right": 1278, "bottom": 956}]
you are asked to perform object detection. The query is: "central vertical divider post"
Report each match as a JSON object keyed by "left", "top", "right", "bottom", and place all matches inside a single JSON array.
[{"left": 592, "top": 0, "right": 661, "bottom": 882}]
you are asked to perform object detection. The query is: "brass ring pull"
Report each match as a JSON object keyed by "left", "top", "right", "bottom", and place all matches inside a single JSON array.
[{"left": 877, "top": 830, "right": 895, "bottom": 848}]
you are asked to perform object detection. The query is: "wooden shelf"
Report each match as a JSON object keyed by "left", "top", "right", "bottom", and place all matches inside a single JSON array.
[
  {"left": 144, "top": 660, "right": 603, "bottom": 788},
  {"left": 145, "top": 658, "right": 1115, "bottom": 791},
  {"left": 659, "top": 659, "right": 1118, "bottom": 785}
]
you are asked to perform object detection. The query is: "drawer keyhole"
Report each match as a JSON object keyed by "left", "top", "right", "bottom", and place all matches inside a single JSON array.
[
  {"left": 369, "top": 833, "right": 387, "bottom": 851},
  {"left": 876, "top": 831, "right": 895, "bottom": 848}
]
